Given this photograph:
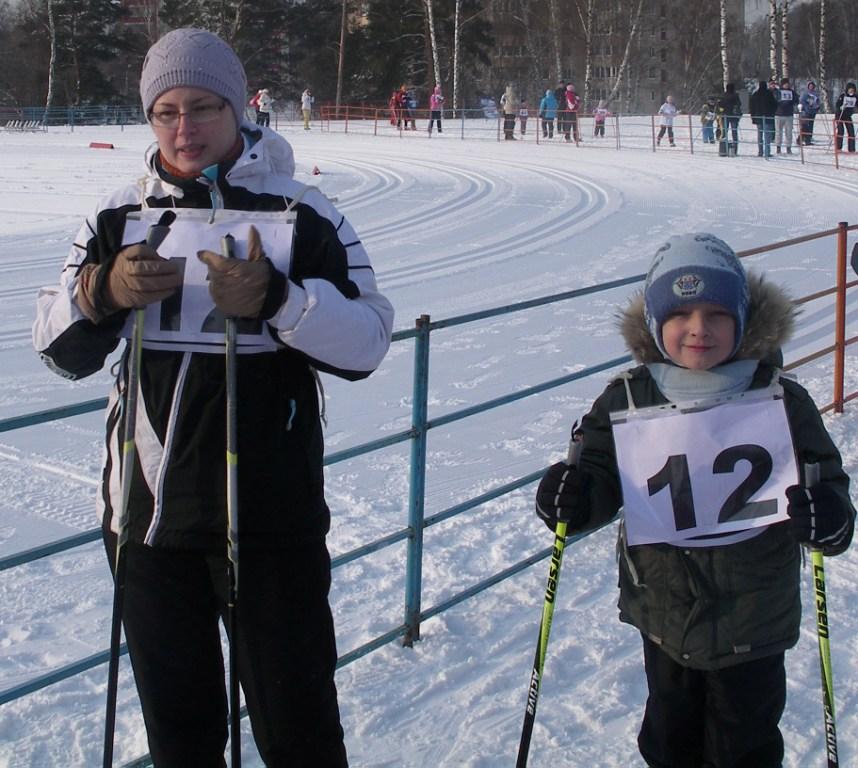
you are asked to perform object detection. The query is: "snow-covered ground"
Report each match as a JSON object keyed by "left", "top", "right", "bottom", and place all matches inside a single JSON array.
[{"left": 1, "top": 122, "right": 857, "bottom": 767}]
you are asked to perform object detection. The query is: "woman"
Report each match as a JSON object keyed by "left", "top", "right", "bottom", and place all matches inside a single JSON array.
[{"left": 34, "top": 28, "right": 393, "bottom": 767}]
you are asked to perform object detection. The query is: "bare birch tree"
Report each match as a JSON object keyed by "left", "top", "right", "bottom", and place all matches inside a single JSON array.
[
  {"left": 574, "top": 0, "right": 595, "bottom": 109},
  {"left": 44, "top": 0, "right": 56, "bottom": 118},
  {"left": 719, "top": 0, "right": 729, "bottom": 91},
  {"left": 818, "top": 0, "right": 830, "bottom": 112},
  {"left": 781, "top": 0, "right": 789, "bottom": 79},
  {"left": 423, "top": 0, "right": 442, "bottom": 88},
  {"left": 335, "top": 0, "right": 346, "bottom": 109},
  {"left": 548, "top": 0, "right": 562, "bottom": 81},
  {"left": 453, "top": 0, "right": 461, "bottom": 114},
  {"left": 769, "top": 0, "right": 778, "bottom": 78},
  {"left": 605, "top": 0, "right": 644, "bottom": 105}
]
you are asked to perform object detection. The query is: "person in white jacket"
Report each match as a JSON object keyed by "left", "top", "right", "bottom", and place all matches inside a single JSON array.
[
  {"left": 657, "top": 95, "right": 678, "bottom": 146},
  {"left": 256, "top": 87, "right": 274, "bottom": 127},
  {"left": 301, "top": 87, "right": 314, "bottom": 130},
  {"left": 33, "top": 28, "right": 393, "bottom": 766}
]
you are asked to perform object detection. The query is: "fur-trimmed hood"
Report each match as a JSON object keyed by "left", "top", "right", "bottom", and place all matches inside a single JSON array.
[{"left": 618, "top": 272, "right": 797, "bottom": 365}]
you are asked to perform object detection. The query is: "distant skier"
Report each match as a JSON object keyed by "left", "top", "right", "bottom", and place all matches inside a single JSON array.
[
  {"left": 798, "top": 81, "right": 820, "bottom": 146},
  {"left": 750, "top": 80, "right": 777, "bottom": 158},
  {"left": 835, "top": 82, "right": 857, "bottom": 153},
  {"left": 717, "top": 82, "right": 742, "bottom": 156},
  {"left": 539, "top": 89, "right": 558, "bottom": 139},
  {"left": 428, "top": 85, "right": 444, "bottom": 134},
  {"left": 774, "top": 77, "right": 796, "bottom": 154},
  {"left": 656, "top": 95, "right": 678, "bottom": 147},
  {"left": 593, "top": 99, "right": 611, "bottom": 138},
  {"left": 699, "top": 97, "right": 717, "bottom": 144}
]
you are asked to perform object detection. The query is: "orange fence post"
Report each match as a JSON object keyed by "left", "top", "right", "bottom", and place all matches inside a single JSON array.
[{"left": 834, "top": 221, "right": 848, "bottom": 413}]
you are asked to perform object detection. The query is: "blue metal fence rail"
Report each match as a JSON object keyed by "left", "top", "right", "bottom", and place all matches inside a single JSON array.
[{"left": 0, "top": 226, "right": 855, "bottom": 766}]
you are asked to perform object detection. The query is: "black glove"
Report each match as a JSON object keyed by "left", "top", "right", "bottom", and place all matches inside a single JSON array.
[
  {"left": 535, "top": 461, "right": 591, "bottom": 531},
  {"left": 785, "top": 483, "right": 850, "bottom": 547}
]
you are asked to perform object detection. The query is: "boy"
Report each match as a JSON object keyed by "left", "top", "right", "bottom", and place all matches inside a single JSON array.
[{"left": 535, "top": 233, "right": 854, "bottom": 767}]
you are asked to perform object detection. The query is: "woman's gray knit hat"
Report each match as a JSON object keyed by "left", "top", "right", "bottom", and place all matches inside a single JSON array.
[{"left": 140, "top": 28, "right": 247, "bottom": 123}]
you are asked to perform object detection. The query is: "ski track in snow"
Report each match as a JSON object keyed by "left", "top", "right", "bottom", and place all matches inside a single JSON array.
[{"left": 0, "top": 125, "right": 857, "bottom": 766}]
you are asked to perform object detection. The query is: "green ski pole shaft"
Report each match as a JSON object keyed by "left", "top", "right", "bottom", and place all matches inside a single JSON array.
[
  {"left": 103, "top": 210, "right": 175, "bottom": 767},
  {"left": 805, "top": 462, "right": 839, "bottom": 768},
  {"left": 221, "top": 233, "right": 242, "bottom": 768},
  {"left": 516, "top": 424, "right": 582, "bottom": 768}
]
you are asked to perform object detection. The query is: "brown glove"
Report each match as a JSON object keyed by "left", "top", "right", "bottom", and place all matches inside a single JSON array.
[
  {"left": 197, "top": 225, "right": 288, "bottom": 319},
  {"left": 76, "top": 244, "right": 182, "bottom": 323}
]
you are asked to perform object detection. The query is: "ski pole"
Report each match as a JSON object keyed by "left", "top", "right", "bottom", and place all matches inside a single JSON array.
[
  {"left": 103, "top": 209, "right": 175, "bottom": 768},
  {"left": 516, "top": 422, "right": 583, "bottom": 768},
  {"left": 805, "top": 462, "right": 839, "bottom": 768},
  {"left": 222, "top": 233, "right": 242, "bottom": 768}
]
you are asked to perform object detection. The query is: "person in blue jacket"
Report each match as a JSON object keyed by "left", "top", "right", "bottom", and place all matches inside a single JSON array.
[
  {"left": 799, "top": 81, "right": 821, "bottom": 145},
  {"left": 538, "top": 89, "right": 558, "bottom": 139}
]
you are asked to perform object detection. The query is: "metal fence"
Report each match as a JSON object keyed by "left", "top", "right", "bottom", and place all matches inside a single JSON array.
[
  {"left": 4, "top": 102, "right": 856, "bottom": 173},
  {"left": 0, "top": 224, "right": 856, "bottom": 767}
]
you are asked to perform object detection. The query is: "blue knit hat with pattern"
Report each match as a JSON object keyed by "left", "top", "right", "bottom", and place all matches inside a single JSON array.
[
  {"left": 644, "top": 233, "right": 749, "bottom": 360},
  {"left": 140, "top": 28, "right": 247, "bottom": 124}
]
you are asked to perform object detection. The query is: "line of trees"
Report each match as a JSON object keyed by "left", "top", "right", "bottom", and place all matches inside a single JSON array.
[{"left": 1, "top": 0, "right": 857, "bottom": 113}]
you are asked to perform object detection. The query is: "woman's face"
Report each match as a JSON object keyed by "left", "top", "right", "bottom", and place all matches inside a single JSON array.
[{"left": 149, "top": 87, "right": 238, "bottom": 175}]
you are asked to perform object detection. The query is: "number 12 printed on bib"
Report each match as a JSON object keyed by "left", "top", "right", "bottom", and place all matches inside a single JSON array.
[
  {"left": 122, "top": 209, "right": 294, "bottom": 354},
  {"left": 612, "top": 395, "right": 798, "bottom": 546}
]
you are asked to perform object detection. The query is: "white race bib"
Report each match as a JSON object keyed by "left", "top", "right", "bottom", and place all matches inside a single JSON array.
[
  {"left": 611, "top": 392, "right": 798, "bottom": 545},
  {"left": 122, "top": 209, "right": 294, "bottom": 353}
]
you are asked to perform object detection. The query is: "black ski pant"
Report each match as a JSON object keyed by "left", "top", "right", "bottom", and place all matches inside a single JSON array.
[
  {"left": 638, "top": 636, "right": 785, "bottom": 768},
  {"left": 542, "top": 117, "right": 554, "bottom": 138},
  {"left": 836, "top": 119, "right": 856, "bottom": 152},
  {"left": 104, "top": 529, "right": 348, "bottom": 768},
  {"left": 429, "top": 110, "right": 442, "bottom": 133}
]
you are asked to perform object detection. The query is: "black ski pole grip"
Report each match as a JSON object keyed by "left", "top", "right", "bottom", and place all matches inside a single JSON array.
[{"left": 145, "top": 210, "right": 176, "bottom": 250}]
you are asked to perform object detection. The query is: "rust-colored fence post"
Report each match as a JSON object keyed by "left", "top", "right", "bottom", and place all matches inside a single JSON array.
[{"left": 834, "top": 221, "right": 848, "bottom": 413}]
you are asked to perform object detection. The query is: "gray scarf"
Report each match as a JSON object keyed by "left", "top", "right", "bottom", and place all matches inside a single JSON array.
[{"left": 647, "top": 359, "right": 760, "bottom": 404}]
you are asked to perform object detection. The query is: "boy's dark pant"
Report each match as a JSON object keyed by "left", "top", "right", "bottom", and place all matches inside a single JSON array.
[
  {"left": 105, "top": 532, "right": 348, "bottom": 768},
  {"left": 638, "top": 636, "right": 785, "bottom": 768}
]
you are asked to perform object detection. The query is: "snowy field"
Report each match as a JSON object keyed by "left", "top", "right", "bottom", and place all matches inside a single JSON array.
[{"left": 0, "top": 122, "right": 857, "bottom": 767}]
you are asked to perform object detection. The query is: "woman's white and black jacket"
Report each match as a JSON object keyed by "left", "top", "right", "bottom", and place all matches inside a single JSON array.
[
  {"left": 33, "top": 125, "right": 394, "bottom": 550},
  {"left": 567, "top": 275, "right": 855, "bottom": 670}
]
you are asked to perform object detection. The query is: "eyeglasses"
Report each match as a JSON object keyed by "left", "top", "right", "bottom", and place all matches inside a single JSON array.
[{"left": 149, "top": 100, "right": 227, "bottom": 128}]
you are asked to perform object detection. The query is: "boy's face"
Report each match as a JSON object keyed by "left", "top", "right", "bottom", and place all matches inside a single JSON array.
[{"left": 660, "top": 302, "right": 736, "bottom": 370}]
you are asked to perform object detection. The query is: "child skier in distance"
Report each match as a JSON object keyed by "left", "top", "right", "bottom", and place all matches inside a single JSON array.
[
  {"left": 656, "top": 95, "right": 677, "bottom": 146},
  {"left": 534, "top": 233, "right": 855, "bottom": 768},
  {"left": 699, "top": 97, "right": 717, "bottom": 143},
  {"left": 593, "top": 99, "right": 611, "bottom": 137}
]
